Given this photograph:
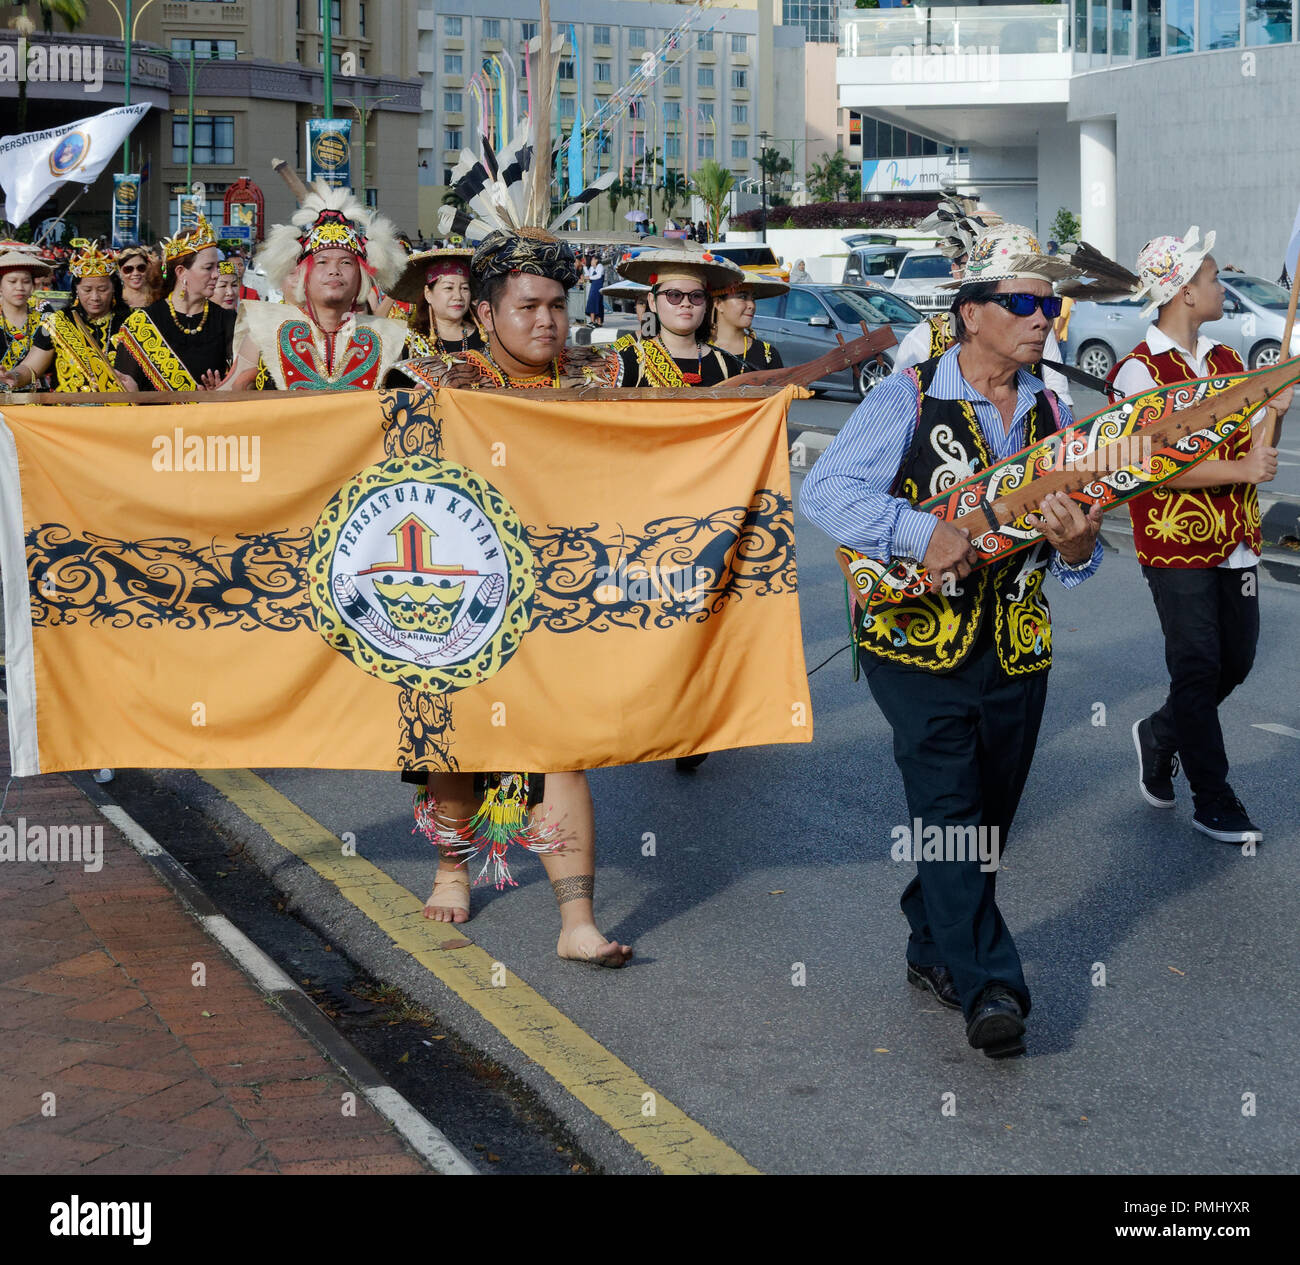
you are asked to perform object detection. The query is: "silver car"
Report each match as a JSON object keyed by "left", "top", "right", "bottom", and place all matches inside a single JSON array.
[
  {"left": 1066, "top": 272, "right": 1300, "bottom": 379},
  {"left": 751, "top": 283, "right": 924, "bottom": 398},
  {"left": 887, "top": 249, "right": 953, "bottom": 314}
]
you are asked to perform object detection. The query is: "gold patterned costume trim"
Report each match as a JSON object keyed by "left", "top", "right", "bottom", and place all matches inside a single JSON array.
[
  {"left": 45, "top": 310, "right": 123, "bottom": 393},
  {"left": 113, "top": 310, "right": 199, "bottom": 390}
]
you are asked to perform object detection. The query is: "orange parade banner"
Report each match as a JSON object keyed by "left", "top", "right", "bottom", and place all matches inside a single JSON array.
[{"left": 0, "top": 388, "right": 812, "bottom": 777}]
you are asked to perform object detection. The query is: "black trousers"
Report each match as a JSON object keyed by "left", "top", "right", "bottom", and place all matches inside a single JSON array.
[
  {"left": 1142, "top": 565, "right": 1259, "bottom": 806},
  {"left": 863, "top": 631, "right": 1048, "bottom": 1020}
]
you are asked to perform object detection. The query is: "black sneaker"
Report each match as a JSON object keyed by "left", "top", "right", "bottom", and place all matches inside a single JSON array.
[
  {"left": 1132, "top": 718, "right": 1178, "bottom": 808},
  {"left": 1192, "top": 793, "right": 1262, "bottom": 845}
]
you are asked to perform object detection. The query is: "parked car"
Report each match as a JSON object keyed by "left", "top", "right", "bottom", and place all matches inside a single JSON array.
[
  {"left": 842, "top": 245, "right": 910, "bottom": 287},
  {"left": 1065, "top": 271, "right": 1300, "bottom": 379},
  {"left": 886, "top": 249, "right": 954, "bottom": 314},
  {"left": 703, "top": 241, "right": 789, "bottom": 281},
  {"left": 751, "top": 282, "right": 924, "bottom": 398}
]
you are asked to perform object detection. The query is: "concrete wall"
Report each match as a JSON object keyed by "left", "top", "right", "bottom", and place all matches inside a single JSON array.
[
  {"left": 1036, "top": 118, "right": 1081, "bottom": 245},
  {"left": 1070, "top": 42, "right": 1300, "bottom": 277}
]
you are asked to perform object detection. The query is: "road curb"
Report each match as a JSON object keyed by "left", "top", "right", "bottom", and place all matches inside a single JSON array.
[
  {"left": 69, "top": 771, "right": 478, "bottom": 1177},
  {"left": 135, "top": 767, "right": 657, "bottom": 1176}
]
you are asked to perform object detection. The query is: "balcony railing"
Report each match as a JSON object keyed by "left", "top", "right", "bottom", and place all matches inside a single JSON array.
[{"left": 839, "top": 5, "right": 1071, "bottom": 56}]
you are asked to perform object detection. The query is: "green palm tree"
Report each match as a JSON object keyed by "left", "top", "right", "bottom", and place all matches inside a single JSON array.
[
  {"left": 9, "top": 1, "right": 89, "bottom": 130},
  {"left": 660, "top": 169, "right": 688, "bottom": 222},
  {"left": 807, "top": 150, "right": 854, "bottom": 203},
  {"left": 690, "top": 159, "right": 734, "bottom": 241}
]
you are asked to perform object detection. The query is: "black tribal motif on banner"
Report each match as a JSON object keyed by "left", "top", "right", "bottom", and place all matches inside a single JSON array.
[{"left": 26, "top": 525, "right": 311, "bottom": 631}]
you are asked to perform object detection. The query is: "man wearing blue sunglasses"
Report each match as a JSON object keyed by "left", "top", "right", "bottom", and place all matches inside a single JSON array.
[{"left": 801, "top": 224, "right": 1104, "bottom": 1059}]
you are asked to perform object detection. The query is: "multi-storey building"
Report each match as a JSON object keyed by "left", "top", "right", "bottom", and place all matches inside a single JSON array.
[
  {"left": 0, "top": 1, "right": 421, "bottom": 242},
  {"left": 416, "top": 1, "right": 772, "bottom": 234}
]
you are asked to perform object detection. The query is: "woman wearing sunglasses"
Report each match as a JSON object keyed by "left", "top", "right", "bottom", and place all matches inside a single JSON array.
[
  {"left": 611, "top": 249, "right": 746, "bottom": 386},
  {"left": 801, "top": 224, "right": 1103, "bottom": 1062},
  {"left": 709, "top": 274, "right": 786, "bottom": 370},
  {"left": 115, "top": 244, "right": 162, "bottom": 310}
]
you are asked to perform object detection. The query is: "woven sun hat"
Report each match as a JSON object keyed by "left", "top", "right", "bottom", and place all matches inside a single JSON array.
[
  {"left": 711, "top": 272, "right": 788, "bottom": 301},
  {"left": 942, "top": 223, "right": 1084, "bottom": 290},
  {"left": 615, "top": 246, "right": 744, "bottom": 293},
  {"left": 390, "top": 246, "right": 475, "bottom": 303},
  {"left": 1133, "top": 227, "right": 1217, "bottom": 318},
  {"left": 0, "top": 247, "right": 43, "bottom": 273}
]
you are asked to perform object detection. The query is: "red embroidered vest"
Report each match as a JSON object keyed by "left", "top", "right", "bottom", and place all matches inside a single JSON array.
[{"left": 1108, "top": 341, "right": 1261, "bottom": 567}]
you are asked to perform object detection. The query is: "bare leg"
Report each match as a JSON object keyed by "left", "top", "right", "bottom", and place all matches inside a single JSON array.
[
  {"left": 422, "top": 771, "right": 477, "bottom": 923},
  {"left": 536, "top": 771, "right": 632, "bottom": 967}
]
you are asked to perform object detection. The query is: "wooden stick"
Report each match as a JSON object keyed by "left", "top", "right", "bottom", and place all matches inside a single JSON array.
[
  {"left": 272, "top": 157, "right": 311, "bottom": 204},
  {"left": 1258, "top": 261, "right": 1300, "bottom": 447}
]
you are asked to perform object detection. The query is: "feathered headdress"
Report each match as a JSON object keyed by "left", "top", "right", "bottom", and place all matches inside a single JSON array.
[
  {"left": 256, "top": 181, "right": 406, "bottom": 307},
  {"left": 919, "top": 194, "right": 993, "bottom": 262},
  {"left": 435, "top": 2, "right": 618, "bottom": 288},
  {"left": 1056, "top": 241, "right": 1143, "bottom": 302}
]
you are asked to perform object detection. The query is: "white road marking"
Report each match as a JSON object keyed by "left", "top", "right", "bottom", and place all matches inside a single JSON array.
[
  {"left": 1252, "top": 723, "right": 1300, "bottom": 739},
  {"left": 98, "top": 803, "right": 164, "bottom": 855},
  {"left": 363, "top": 1086, "right": 479, "bottom": 1176},
  {"left": 200, "top": 914, "right": 299, "bottom": 993}
]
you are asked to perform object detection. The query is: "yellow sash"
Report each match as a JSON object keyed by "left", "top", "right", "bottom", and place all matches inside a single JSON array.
[
  {"left": 46, "top": 311, "right": 123, "bottom": 393},
  {"left": 113, "top": 310, "right": 199, "bottom": 391}
]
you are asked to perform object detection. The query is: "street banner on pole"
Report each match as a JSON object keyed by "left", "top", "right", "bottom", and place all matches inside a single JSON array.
[
  {"left": 306, "top": 118, "right": 353, "bottom": 189},
  {"left": 111, "top": 173, "right": 141, "bottom": 248},
  {"left": 0, "top": 103, "right": 150, "bottom": 226},
  {"left": 0, "top": 388, "right": 811, "bottom": 776}
]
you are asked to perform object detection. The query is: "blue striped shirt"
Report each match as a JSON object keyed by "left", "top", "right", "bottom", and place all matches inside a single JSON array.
[{"left": 799, "top": 345, "right": 1102, "bottom": 587}]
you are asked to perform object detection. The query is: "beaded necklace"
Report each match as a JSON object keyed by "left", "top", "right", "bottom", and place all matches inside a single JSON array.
[
  {"left": 480, "top": 345, "right": 561, "bottom": 389},
  {"left": 167, "top": 293, "right": 210, "bottom": 335}
]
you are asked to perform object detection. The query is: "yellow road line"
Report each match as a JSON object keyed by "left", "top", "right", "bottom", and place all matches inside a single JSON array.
[{"left": 198, "top": 769, "right": 760, "bottom": 1175}]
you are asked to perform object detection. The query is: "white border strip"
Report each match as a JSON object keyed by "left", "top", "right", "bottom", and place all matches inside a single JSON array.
[
  {"left": 0, "top": 415, "right": 39, "bottom": 775},
  {"left": 362, "top": 1087, "right": 479, "bottom": 1176},
  {"left": 98, "top": 802, "right": 165, "bottom": 855}
]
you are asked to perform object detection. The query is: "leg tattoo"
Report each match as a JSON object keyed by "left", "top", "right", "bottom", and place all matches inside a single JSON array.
[{"left": 551, "top": 874, "right": 595, "bottom": 906}]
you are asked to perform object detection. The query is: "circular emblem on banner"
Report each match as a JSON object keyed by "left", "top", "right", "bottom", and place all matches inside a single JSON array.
[
  {"left": 49, "top": 130, "right": 89, "bottom": 178},
  {"left": 309, "top": 456, "right": 534, "bottom": 692},
  {"left": 115, "top": 180, "right": 138, "bottom": 207},
  {"left": 312, "top": 129, "right": 349, "bottom": 172}
]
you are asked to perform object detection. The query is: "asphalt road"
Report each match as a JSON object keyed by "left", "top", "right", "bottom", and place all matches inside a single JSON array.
[{"left": 187, "top": 473, "right": 1300, "bottom": 1174}]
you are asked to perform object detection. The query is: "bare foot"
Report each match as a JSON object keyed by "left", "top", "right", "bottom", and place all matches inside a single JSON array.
[
  {"left": 424, "top": 862, "right": 471, "bottom": 923},
  {"left": 557, "top": 924, "right": 633, "bottom": 968}
]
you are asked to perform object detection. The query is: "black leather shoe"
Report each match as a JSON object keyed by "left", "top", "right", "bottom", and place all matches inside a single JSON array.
[
  {"left": 966, "top": 984, "right": 1026, "bottom": 1058},
  {"left": 675, "top": 754, "right": 709, "bottom": 772},
  {"left": 1132, "top": 717, "right": 1178, "bottom": 808},
  {"left": 907, "top": 963, "right": 961, "bottom": 1011}
]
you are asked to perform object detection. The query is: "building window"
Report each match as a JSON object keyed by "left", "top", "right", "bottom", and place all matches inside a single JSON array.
[
  {"left": 520, "top": 21, "right": 537, "bottom": 40},
  {"left": 558, "top": 58, "right": 575, "bottom": 80},
  {"left": 697, "top": 31, "right": 713, "bottom": 51},
  {"left": 483, "top": 18, "right": 501, "bottom": 40},
  {"left": 698, "top": 103, "right": 714, "bottom": 123},
  {"left": 665, "top": 64, "right": 680, "bottom": 85},
  {"left": 559, "top": 97, "right": 575, "bottom": 119},
  {"left": 443, "top": 167, "right": 453, "bottom": 185},
  {"left": 593, "top": 25, "right": 611, "bottom": 45},
  {"left": 359, "top": 2, "right": 366, "bottom": 37},
  {"left": 731, "top": 69, "right": 747, "bottom": 89},
  {"left": 318, "top": 0, "right": 341, "bottom": 35},
  {"left": 697, "top": 137, "right": 714, "bottom": 159},
  {"left": 443, "top": 91, "right": 463, "bottom": 112},
  {"left": 171, "top": 38, "right": 238, "bottom": 59},
  {"left": 698, "top": 67, "right": 714, "bottom": 87},
  {"left": 662, "top": 101, "right": 681, "bottom": 121},
  {"left": 172, "top": 114, "right": 235, "bottom": 165},
  {"left": 1088, "top": 0, "right": 1109, "bottom": 53},
  {"left": 1202, "top": 0, "right": 1241, "bottom": 47},
  {"left": 445, "top": 129, "right": 463, "bottom": 150},
  {"left": 666, "top": 136, "right": 681, "bottom": 158},
  {"left": 731, "top": 104, "right": 748, "bottom": 125},
  {"left": 595, "top": 133, "right": 611, "bottom": 155},
  {"left": 445, "top": 16, "right": 463, "bottom": 37},
  {"left": 781, "top": 0, "right": 836, "bottom": 43},
  {"left": 594, "top": 61, "right": 612, "bottom": 82},
  {"left": 629, "top": 27, "right": 646, "bottom": 48},
  {"left": 1247, "top": 0, "right": 1292, "bottom": 46},
  {"left": 731, "top": 33, "right": 747, "bottom": 54},
  {"left": 444, "top": 53, "right": 462, "bottom": 74},
  {"left": 172, "top": 184, "right": 228, "bottom": 235},
  {"left": 731, "top": 138, "right": 748, "bottom": 160}
]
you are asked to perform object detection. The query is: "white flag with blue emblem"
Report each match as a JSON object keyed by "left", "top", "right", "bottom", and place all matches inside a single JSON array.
[{"left": 0, "top": 103, "right": 150, "bottom": 227}]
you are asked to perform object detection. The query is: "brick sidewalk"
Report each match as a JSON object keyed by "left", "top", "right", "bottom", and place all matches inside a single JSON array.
[{"left": 0, "top": 746, "right": 430, "bottom": 1174}]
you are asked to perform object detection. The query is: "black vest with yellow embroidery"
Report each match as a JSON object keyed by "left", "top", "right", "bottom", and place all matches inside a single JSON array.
[{"left": 862, "top": 357, "right": 1055, "bottom": 676}]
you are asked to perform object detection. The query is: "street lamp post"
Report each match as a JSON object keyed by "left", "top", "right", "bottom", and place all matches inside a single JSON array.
[
  {"left": 104, "top": 0, "right": 163, "bottom": 172},
  {"left": 323, "top": 0, "right": 334, "bottom": 119},
  {"left": 338, "top": 94, "right": 398, "bottom": 205},
  {"left": 758, "top": 129, "right": 770, "bottom": 244}
]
